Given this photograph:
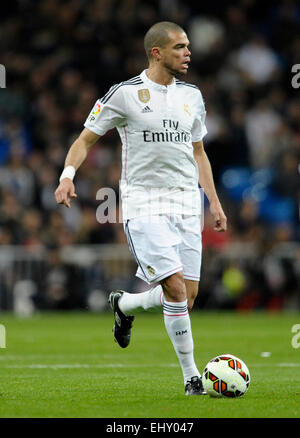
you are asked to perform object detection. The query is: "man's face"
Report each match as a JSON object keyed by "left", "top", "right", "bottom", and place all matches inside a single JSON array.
[{"left": 159, "top": 31, "right": 191, "bottom": 75}]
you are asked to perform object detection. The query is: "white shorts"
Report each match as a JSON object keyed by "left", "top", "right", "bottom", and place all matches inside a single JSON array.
[{"left": 124, "top": 214, "right": 202, "bottom": 284}]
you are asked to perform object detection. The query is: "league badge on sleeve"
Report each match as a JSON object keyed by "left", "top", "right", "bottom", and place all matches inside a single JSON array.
[{"left": 88, "top": 102, "right": 102, "bottom": 122}]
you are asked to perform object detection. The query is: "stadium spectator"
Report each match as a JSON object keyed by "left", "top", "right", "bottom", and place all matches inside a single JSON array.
[{"left": 0, "top": 0, "right": 299, "bottom": 311}]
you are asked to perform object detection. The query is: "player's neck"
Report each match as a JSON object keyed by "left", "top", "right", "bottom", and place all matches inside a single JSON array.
[{"left": 146, "top": 66, "right": 174, "bottom": 87}]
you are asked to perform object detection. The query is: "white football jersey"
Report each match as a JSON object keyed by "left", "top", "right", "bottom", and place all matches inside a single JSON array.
[{"left": 84, "top": 70, "right": 207, "bottom": 220}]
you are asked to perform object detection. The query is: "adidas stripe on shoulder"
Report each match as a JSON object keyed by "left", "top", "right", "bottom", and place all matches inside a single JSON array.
[
  {"left": 100, "top": 76, "right": 144, "bottom": 104},
  {"left": 175, "top": 78, "right": 199, "bottom": 90}
]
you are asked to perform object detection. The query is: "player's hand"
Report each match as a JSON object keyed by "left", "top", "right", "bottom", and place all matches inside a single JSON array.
[
  {"left": 209, "top": 200, "right": 227, "bottom": 232},
  {"left": 54, "top": 179, "right": 77, "bottom": 208}
]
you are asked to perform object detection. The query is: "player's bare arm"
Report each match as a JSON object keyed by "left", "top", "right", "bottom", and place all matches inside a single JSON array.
[
  {"left": 55, "top": 128, "right": 100, "bottom": 208},
  {"left": 192, "top": 140, "right": 227, "bottom": 232}
]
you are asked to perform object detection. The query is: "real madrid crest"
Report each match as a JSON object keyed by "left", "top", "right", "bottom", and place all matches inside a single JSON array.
[
  {"left": 138, "top": 89, "right": 150, "bottom": 103},
  {"left": 147, "top": 265, "right": 155, "bottom": 276},
  {"left": 184, "top": 103, "right": 192, "bottom": 116}
]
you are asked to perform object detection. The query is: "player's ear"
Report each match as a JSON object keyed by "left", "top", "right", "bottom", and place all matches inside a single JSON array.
[{"left": 151, "top": 47, "right": 161, "bottom": 61}]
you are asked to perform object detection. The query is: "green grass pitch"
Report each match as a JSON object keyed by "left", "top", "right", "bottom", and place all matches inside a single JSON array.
[{"left": 0, "top": 311, "right": 299, "bottom": 418}]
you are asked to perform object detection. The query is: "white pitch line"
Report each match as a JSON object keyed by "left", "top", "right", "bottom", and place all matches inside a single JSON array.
[
  {"left": 0, "top": 353, "right": 145, "bottom": 360},
  {"left": 278, "top": 363, "right": 300, "bottom": 367},
  {"left": 0, "top": 363, "right": 179, "bottom": 370},
  {"left": 0, "top": 363, "right": 299, "bottom": 370}
]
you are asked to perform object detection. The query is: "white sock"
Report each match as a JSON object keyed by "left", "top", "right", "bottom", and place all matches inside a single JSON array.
[
  {"left": 163, "top": 299, "right": 200, "bottom": 384},
  {"left": 118, "top": 285, "right": 164, "bottom": 316}
]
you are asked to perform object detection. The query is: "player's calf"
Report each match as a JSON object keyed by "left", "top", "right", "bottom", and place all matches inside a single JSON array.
[
  {"left": 185, "top": 279, "right": 199, "bottom": 311},
  {"left": 161, "top": 271, "right": 186, "bottom": 303}
]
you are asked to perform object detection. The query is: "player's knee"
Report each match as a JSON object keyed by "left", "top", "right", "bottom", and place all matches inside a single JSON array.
[{"left": 161, "top": 272, "right": 186, "bottom": 302}]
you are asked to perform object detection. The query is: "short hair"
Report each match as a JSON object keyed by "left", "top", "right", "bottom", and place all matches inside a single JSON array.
[{"left": 144, "top": 21, "right": 185, "bottom": 60}]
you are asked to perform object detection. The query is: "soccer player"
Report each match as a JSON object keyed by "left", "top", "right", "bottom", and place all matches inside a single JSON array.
[{"left": 55, "top": 21, "right": 227, "bottom": 395}]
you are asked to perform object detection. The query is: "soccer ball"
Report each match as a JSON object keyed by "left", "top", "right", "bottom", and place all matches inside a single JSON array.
[{"left": 202, "top": 354, "right": 250, "bottom": 398}]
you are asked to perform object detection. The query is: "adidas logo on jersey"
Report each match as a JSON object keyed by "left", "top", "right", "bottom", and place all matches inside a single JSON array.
[{"left": 141, "top": 105, "right": 153, "bottom": 113}]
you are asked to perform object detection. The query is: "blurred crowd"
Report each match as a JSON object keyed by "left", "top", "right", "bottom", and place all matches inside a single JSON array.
[{"left": 0, "top": 0, "right": 299, "bottom": 311}]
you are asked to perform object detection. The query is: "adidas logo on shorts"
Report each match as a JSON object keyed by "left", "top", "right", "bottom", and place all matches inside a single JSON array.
[{"left": 141, "top": 105, "right": 153, "bottom": 113}]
